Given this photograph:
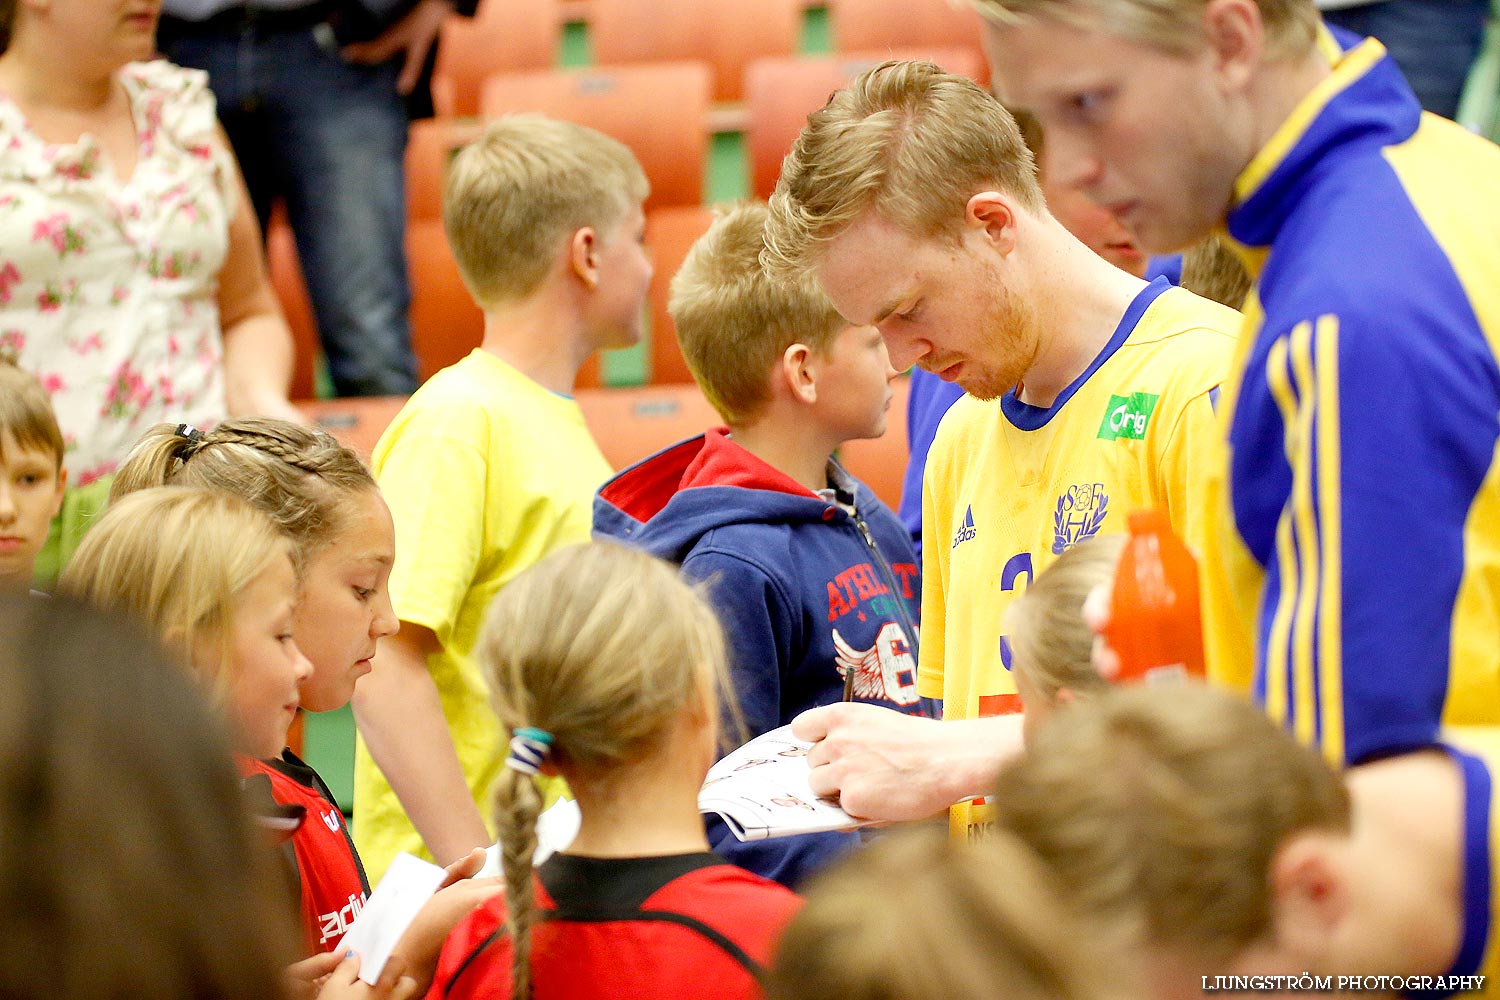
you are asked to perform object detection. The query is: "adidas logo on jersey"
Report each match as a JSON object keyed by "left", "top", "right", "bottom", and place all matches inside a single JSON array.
[{"left": 951, "top": 505, "right": 977, "bottom": 549}]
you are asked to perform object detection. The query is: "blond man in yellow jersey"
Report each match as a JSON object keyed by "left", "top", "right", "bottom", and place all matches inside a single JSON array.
[{"left": 763, "top": 60, "right": 1239, "bottom": 829}]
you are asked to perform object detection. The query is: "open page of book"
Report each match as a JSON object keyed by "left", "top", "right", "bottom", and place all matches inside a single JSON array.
[
  {"left": 335, "top": 852, "right": 447, "bottom": 984},
  {"left": 698, "top": 725, "right": 867, "bottom": 842}
]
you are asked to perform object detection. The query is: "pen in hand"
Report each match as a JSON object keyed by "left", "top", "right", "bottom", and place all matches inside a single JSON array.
[{"left": 842, "top": 663, "right": 855, "bottom": 702}]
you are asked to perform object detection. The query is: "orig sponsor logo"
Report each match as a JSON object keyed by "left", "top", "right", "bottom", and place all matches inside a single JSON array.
[{"left": 1097, "top": 392, "right": 1160, "bottom": 441}]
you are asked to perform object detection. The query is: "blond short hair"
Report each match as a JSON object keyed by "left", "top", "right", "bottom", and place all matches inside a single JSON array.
[
  {"left": 1003, "top": 534, "right": 1123, "bottom": 704},
  {"left": 768, "top": 827, "right": 1133, "bottom": 1000},
  {"left": 670, "top": 201, "right": 846, "bottom": 425},
  {"left": 763, "top": 60, "right": 1043, "bottom": 278},
  {"left": 443, "top": 114, "right": 649, "bottom": 309},
  {"left": 1180, "top": 234, "right": 1252, "bottom": 309},
  {"left": 478, "top": 542, "right": 737, "bottom": 1000},
  {"left": 0, "top": 358, "right": 63, "bottom": 468},
  {"left": 969, "top": 0, "right": 1320, "bottom": 59},
  {"left": 59, "top": 487, "right": 292, "bottom": 703},
  {"left": 992, "top": 683, "right": 1350, "bottom": 963}
]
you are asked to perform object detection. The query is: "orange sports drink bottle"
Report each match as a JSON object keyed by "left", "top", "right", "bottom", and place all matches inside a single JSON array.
[{"left": 1106, "top": 509, "right": 1206, "bottom": 684}]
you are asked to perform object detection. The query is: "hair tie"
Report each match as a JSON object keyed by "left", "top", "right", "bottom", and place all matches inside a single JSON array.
[
  {"left": 174, "top": 423, "right": 205, "bottom": 443},
  {"left": 506, "top": 726, "right": 555, "bottom": 776}
]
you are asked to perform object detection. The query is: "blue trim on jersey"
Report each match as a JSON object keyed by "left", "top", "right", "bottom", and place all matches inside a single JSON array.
[
  {"left": 1001, "top": 278, "right": 1172, "bottom": 431},
  {"left": 1413, "top": 745, "right": 1493, "bottom": 999}
]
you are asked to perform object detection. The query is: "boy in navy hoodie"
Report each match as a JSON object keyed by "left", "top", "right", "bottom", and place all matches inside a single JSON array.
[{"left": 594, "top": 201, "right": 922, "bottom": 888}]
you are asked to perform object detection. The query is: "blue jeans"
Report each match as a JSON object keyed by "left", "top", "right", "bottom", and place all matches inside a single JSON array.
[
  {"left": 162, "top": 22, "right": 420, "bottom": 396},
  {"left": 1323, "top": 0, "right": 1490, "bottom": 120}
]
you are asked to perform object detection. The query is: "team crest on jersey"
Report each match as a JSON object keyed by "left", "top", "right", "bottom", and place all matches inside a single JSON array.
[
  {"left": 1052, "top": 482, "right": 1109, "bottom": 554},
  {"left": 832, "top": 622, "right": 919, "bottom": 705},
  {"left": 951, "top": 505, "right": 977, "bottom": 549}
]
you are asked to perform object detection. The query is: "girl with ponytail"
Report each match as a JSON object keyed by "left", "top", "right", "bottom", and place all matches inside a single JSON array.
[{"left": 429, "top": 542, "right": 801, "bottom": 1000}]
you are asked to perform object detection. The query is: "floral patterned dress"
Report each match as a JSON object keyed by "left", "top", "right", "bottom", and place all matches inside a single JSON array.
[{"left": 0, "top": 60, "right": 235, "bottom": 486}]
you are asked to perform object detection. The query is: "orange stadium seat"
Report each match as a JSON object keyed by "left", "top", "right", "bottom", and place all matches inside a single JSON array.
[
  {"left": 745, "top": 47, "right": 988, "bottom": 198},
  {"left": 480, "top": 62, "right": 712, "bottom": 209},
  {"left": 406, "top": 116, "right": 485, "bottom": 221},
  {"left": 405, "top": 218, "right": 483, "bottom": 383},
  {"left": 643, "top": 205, "right": 715, "bottom": 385},
  {"left": 433, "top": 0, "right": 559, "bottom": 117},
  {"left": 829, "top": 0, "right": 988, "bottom": 64},
  {"left": 577, "top": 382, "right": 720, "bottom": 471},
  {"left": 264, "top": 211, "right": 319, "bottom": 401},
  {"left": 589, "top": 0, "right": 800, "bottom": 102}
]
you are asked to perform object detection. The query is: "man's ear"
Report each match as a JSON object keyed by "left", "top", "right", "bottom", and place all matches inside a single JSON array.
[
  {"left": 569, "top": 227, "right": 601, "bottom": 288},
  {"left": 1202, "top": 0, "right": 1264, "bottom": 93},
  {"left": 780, "top": 342, "right": 818, "bottom": 405},
  {"left": 1265, "top": 833, "right": 1349, "bottom": 962},
  {"left": 966, "top": 192, "right": 1020, "bottom": 254}
]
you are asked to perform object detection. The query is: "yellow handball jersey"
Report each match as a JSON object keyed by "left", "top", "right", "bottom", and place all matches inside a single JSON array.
[{"left": 919, "top": 279, "right": 1241, "bottom": 842}]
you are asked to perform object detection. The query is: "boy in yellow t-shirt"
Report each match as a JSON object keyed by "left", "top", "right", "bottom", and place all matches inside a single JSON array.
[{"left": 351, "top": 115, "right": 652, "bottom": 881}]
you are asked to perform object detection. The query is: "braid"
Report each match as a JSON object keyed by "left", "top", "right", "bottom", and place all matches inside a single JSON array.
[
  {"left": 114, "top": 419, "right": 376, "bottom": 563},
  {"left": 200, "top": 425, "right": 329, "bottom": 478},
  {"left": 494, "top": 767, "right": 543, "bottom": 1000}
]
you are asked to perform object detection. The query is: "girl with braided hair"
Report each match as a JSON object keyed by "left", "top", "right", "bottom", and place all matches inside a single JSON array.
[
  {"left": 109, "top": 419, "right": 499, "bottom": 988},
  {"left": 428, "top": 542, "right": 802, "bottom": 1000}
]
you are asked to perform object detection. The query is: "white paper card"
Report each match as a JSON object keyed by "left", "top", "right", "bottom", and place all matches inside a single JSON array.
[
  {"left": 335, "top": 852, "right": 446, "bottom": 984},
  {"left": 477, "top": 797, "right": 582, "bottom": 877}
]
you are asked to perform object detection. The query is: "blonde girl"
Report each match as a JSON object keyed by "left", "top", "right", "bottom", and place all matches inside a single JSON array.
[
  {"left": 1003, "top": 534, "right": 1124, "bottom": 743},
  {"left": 59, "top": 486, "right": 309, "bottom": 760},
  {"left": 110, "top": 420, "right": 496, "bottom": 977},
  {"left": 428, "top": 542, "right": 800, "bottom": 1000},
  {"left": 113, "top": 418, "right": 399, "bottom": 715},
  {"left": 766, "top": 827, "right": 1135, "bottom": 1000}
]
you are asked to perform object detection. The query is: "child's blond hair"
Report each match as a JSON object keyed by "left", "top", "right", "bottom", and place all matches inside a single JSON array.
[
  {"left": 0, "top": 358, "right": 63, "bottom": 468},
  {"left": 477, "top": 541, "right": 736, "bottom": 1000},
  {"left": 1180, "top": 234, "right": 1253, "bottom": 310},
  {"left": 992, "top": 682, "right": 1351, "bottom": 964},
  {"left": 1003, "top": 534, "right": 1123, "bottom": 705},
  {"left": 968, "top": 0, "right": 1320, "bottom": 60},
  {"left": 443, "top": 114, "right": 649, "bottom": 310},
  {"left": 59, "top": 487, "right": 292, "bottom": 702},
  {"left": 768, "top": 826, "right": 1131, "bottom": 1000},
  {"left": 763, "top": 60, "right": 1043, "bottom": 279},
  {"left": 111, "top": 419, "right": 377, "bottom": 570},
  {"left": 670, "top": 201, "right": 847, "bottom": 425}
]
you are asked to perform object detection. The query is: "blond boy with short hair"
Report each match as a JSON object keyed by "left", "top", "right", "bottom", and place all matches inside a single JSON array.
[
  {"left": 352, "top": 115, "right": 652, "bottom": 881},
  {"left": 993, "top": 681, "right": 1500, "bottom": 997},
  {"left": 594, "top": 200, "right": 921, "bottom": 887},
  {"left": 0, "top": 358, "right": 66, "bottom": 593}
]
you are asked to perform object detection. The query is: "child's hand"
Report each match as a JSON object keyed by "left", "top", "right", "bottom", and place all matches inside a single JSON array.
[
  {"left": 316, "top": 953, "right": 419, "bottom": 1000},
  {"left": 437, "top": 846, "right": 488, "bottom": 889},
  {"left": 388, "top": 874, "right": 505, "bottom": 995},
  {"left": 284, "top": 951, "right": 344, "bottom": 1000}
]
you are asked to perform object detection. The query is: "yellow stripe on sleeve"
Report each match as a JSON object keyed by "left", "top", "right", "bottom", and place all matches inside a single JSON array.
[
  {"left": 1288, "top": 322, "right": 1322, "bottom": 749},
  {"left": 1313, "top": 316, "right": 1345, "bottom": 765},
  {"left": 1264, "top": 334, "right": 1301, "bottom": 730}
]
